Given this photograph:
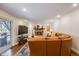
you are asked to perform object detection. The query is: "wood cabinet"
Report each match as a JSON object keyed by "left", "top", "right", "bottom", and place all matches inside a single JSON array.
[
  {"left": 28, "top": 37, "right": 46, "bottom": 56},
  {"left": 46, "top": 37, "right": 61, "bottom": 56},
  {"left": 28, "top": 35, "right": 72, "bottom": 56},
  {"left": 61, "top": 38, "right": 72, "bottom": 56},
  {"left": 58, "top": 34, "right": 72, "bottom": 56}
]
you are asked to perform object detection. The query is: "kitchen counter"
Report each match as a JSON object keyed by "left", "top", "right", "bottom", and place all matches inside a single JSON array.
[{"left": 27, "top": 33, "right": 72, "bottom": 56}]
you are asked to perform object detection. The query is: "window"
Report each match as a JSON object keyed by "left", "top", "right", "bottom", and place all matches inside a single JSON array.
[{"left": 0, "top": 19, "right": 11, "bottom": 47}]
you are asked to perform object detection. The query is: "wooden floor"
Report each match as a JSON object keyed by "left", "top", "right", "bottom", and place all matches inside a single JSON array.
[
  {"left": 1, "top": 43, "right": 79, "bottom": 56},
  {"left": 11, "top": 44, "right": 25, "bottom": 55},
  {"left": 71, "top": 50, "right": 79, "bottom": 56},
  {"left": 2, "top": 44, "right": 25, "bottom": 56}
]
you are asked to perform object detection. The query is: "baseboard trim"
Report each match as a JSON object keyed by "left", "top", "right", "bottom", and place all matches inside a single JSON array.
[{"left": 71, "top": 48, "right": 79, "bottom": 56}]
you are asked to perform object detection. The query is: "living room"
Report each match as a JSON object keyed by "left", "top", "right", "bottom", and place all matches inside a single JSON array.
[{"left": 0, "top": 3, "right": 79, "bottom": 56}]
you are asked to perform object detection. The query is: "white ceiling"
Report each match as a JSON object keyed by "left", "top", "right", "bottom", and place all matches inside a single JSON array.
[{"left": 0, "top": 3, "right": 79, "bottom": 24}]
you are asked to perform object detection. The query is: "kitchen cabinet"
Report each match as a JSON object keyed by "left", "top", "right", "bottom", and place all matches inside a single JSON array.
[
  {"left": 28, "top": 37, "right": 46, "bottom": 56},
  {"left": 28, "top": 34, "right": 72, "bottom": 56}
]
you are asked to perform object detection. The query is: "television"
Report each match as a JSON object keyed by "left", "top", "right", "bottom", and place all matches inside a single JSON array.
[{"left": 18, "top": 25, "right": 28, "bottom": 35}]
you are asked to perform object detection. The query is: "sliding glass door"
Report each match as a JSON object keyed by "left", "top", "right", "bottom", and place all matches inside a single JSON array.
[{"left": 0, "top": 19, "right": 11, "bottom": 47}]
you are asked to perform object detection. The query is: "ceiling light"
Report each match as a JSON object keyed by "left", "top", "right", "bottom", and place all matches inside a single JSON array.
[
  {"left": 72, "top": 3, "right": 78, "bottom": 7},
  {"left": 56, "top": 15, "right": 61, "bottom": 18},
  {"left": 47, "top": 24, "right": 49, "bottom": 26},
  {"left": 22, "top": 8, "right": 27, "bottom": 12}
]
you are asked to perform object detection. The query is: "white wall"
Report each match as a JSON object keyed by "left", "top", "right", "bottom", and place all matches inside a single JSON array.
[
  {"left": 0, "top": 9, "right": 29, "bottom": 46},
  {"left": 53, "top": 9, "right": 79, "bottom": 51}
]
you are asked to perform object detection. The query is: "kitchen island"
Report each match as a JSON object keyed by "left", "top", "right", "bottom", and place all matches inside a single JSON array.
[{"left": 27, "top": 33, "right": 72, "bottom": 56}]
